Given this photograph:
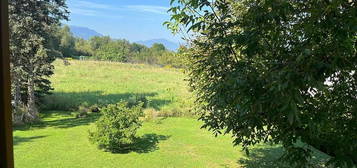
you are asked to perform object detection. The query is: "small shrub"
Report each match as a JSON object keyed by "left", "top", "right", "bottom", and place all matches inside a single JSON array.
[
  {"left": 90, "top": 104, "right": 100, "bottom": 113},
  {"left": 143, "top": 108, "right": 159, "bottom": 121},
  {"left": 75, "top": 102, "right": 90, "bottom": 118},
  {"left": 78, "top": 102, "right": 90, "bottom": 113},
  {"left": 89, "top": 101, "right": 143, "bottom": 152},
  {"left": 158, "top": 107, "right": 184, "bottom": 117},
  {"left": 127, "top": 94, "right": 149, "bottom": 108}
]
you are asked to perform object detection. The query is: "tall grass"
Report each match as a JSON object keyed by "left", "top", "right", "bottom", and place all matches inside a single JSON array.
[{"left": 41, "top": 60, "right": 194, "bottom": 117}]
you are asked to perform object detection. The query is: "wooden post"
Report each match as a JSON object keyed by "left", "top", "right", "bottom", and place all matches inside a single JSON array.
[{"left": 0, "top": 0, "right": 14, "bottom": 167}]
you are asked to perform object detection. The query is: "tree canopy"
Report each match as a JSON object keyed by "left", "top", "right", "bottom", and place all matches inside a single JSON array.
[
  {"left": 9, "top": 0, "right": 69, "bottom": 123},
  {"left": 54, "top": 29, "right": 187, "bottom": 68},
  {"left": 166, "top": 0, "right": 356, "bottom": 167}
]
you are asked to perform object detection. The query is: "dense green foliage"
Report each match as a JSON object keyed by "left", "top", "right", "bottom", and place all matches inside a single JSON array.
[
  {"left": 89, "top": 102, "right": 144, "bottom": 152},
  {"left": 167, "top": 0, "right": 356, "bottom": 167},
  {"left": 9, "top": 0, "right": 69, "bottom": 123},
  {"left": 93, "top": 39, "right": 130, "bottom": 62},
  {"left": 53, "top": 25, "right": 77, "bottom": 58},
  {"left": 55, "top": 27, "right": 188, "bottom": 68}
]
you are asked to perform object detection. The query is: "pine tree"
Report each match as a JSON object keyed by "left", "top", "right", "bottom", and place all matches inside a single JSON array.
[{"left": 9, "top": 0, "right": 69, "bottom": 122}]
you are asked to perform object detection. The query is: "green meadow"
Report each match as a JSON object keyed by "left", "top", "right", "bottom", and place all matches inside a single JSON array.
[
  {"left": 13, "top": 60, "right": 324, "bottom": 168},
  {"left": 42, "top": 60, "right": 194, "bottom": 117}
]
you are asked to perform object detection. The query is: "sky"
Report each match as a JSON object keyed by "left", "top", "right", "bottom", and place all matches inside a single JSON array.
[{"left": 65, "top": 0, "right": 182, "bottom": 43}]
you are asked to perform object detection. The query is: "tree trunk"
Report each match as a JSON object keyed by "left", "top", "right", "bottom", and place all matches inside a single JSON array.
[
  {"left": 11, "top": 77, "right": 25, "bottom": 125},
  {"left": 26, "top": 76, "right": 38, "bottom": 122},
  {"left": 13, "top": 77, "right": 21, "bottom": 107}
]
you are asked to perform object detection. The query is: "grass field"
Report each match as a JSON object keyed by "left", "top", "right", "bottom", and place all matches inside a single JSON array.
[
  {"left": 14, "top": 111, "right": 289, "bottom": 168},
  {"left": 42, "top": 60, "right": 194, "bottom": 117},
  {"left": 13, "top": 60, "right": 325, "bottom": 167}
]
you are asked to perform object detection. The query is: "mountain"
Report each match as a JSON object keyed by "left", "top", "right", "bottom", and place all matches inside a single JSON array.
[
  {"left": 68, "top": 26, "right": 180, "bottom": 51},
  {"left": 69, "top": 26, "right": 103, "bottom": 40},
  {"left": 136, "top": 39, "right": 180, "bottom": 51}
]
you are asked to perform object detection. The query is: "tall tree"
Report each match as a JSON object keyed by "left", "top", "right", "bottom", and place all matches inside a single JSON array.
[
  {"left": 151, "top": 43, "right": 166, "bottom": 52},
  {"left": 75, "top": 38, "right": 93, "bottom": 56},
  {"left": 9, "top": 0, "right": 69, "bottom": 122},
  {"left": 130, "top": 43, "right": 147, "bottom": 53},
  {"left": 57, "top": 25, "right": 76, "bottom": 58},
  {"left": 166, "top": 0, "right": 356, "bottom": 167},
  {"left": 89, "top": 36, "right": 111, "bottom": 51}
]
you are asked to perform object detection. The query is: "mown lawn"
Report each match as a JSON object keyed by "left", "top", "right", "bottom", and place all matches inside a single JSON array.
[
  {"left": 13, "top": 60, "right": 325, "bottom": 167},
  {"left": 14, "top": 111, "right": 288, "bottom": 168}
]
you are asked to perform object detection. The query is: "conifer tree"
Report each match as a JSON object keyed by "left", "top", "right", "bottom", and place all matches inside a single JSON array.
[{"left": 9, "top": 0, "right": 69, "bottom": 122}]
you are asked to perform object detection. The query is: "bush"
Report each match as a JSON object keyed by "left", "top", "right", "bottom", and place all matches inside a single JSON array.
[
  {"left": 127, "top": 94, "right": 149, "bottom": 108},
  {"left": 89, "top": 101, "right": 143, "bottom": 152},
  {"left": 89, "top": 104, "right": 100, "bottom": 113},
  {"left": 75, "top": 102, "right": 91, "bottom": 118},
  {"left": 78, "top": 102, "right": 90, "bottom": 113},
  {"left": 143, "top": 108, "right": 159, "bottom": 121}
]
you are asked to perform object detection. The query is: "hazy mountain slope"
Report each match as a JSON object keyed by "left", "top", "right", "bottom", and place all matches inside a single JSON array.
[
  {"left": 136, "top": 39, "right": 180, "bottom": 51},
  {"left": 69, "top": 25, "right": 103, "bottom": 40}
]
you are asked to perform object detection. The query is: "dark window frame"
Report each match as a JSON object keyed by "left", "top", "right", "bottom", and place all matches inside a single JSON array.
[{"left": 0, "top": 0, "right": 14, "bottom": 167}]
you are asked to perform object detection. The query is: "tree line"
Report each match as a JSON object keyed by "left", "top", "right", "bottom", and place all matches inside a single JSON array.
[{"left": 56, "top": 25, "right": 187, "bottom": 67}]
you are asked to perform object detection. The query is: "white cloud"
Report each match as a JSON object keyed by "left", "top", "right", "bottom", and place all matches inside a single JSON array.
[
  {"left": 72, "top": 1, "right": 112, "bottom": 9},
  {"left": 69, "top": 1, "right": 169, "bottom": 16},
  {"left": 70, "top": 7, "right": 98, "bottom": 16},
  {"left": 125, "top": 5, "right": 169, "bottom": 15},
  {"left": 69, "top": 0, "right": 121, "bottom": 18}
]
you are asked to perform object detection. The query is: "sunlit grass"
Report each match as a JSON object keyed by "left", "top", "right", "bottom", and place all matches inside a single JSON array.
[
  {"left": 14, "top": 111, "right": 252, "bottom": 168},
  {"left": 13, "top": 60, "right": 327, "bottom": 167},
  {"left": 43, "top": 60, "right": 194, "bottom": 116}
]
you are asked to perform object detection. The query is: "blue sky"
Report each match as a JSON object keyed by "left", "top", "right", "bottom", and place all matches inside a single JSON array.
[{"left": 65, "top": 0, "right": 181, "bottom": 42}]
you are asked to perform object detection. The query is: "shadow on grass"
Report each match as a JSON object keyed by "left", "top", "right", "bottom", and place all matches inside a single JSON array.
[
  {"left": 14, "top": 91, "right": 173, "bottom": 130},
  {"left": 43, "top": 113, "right": 100, "bottom": 129},
  {"left": 237, "top": 146, "right": 289, "bottom": 168},
  {"left": 237, "top": 145, "right": 328, "bottom": 168},
  {"left": 42, "top": 91, "right": 172, "bottom": 111},
  {"left": 13, "top": 135, "right": 47, "bottom": 146},
  {"left": 13, "top": 112, "right": 100, "bottom": 131},
  {"left": 110, "top": 134, "right": 171, "bottom": 154}
]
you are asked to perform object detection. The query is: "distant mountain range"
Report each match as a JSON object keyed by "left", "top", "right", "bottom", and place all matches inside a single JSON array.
[
  {"left": 69, "top": 26, "right": 180, "bottom": 51},
  {"left": 69, "top": 25, "right": 103, "bottom": 40},
  {"left": 135, "top": 39, "right": 180, "bottom": 51}
]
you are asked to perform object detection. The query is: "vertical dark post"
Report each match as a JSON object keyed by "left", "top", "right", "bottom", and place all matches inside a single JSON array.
[{"left": 0, "top": 0, "right": 14, "bottom": 167}]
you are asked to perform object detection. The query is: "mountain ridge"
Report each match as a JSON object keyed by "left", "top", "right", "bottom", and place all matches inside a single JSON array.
[
  {"left": 69, "top": 25, "right": 103, "bottom": 40},
  {"left": 69, "top": 26, "right": 180, "bottom": 51},
  {"left": 135, "top": 39, "right": 180, "bottom": 51}
]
